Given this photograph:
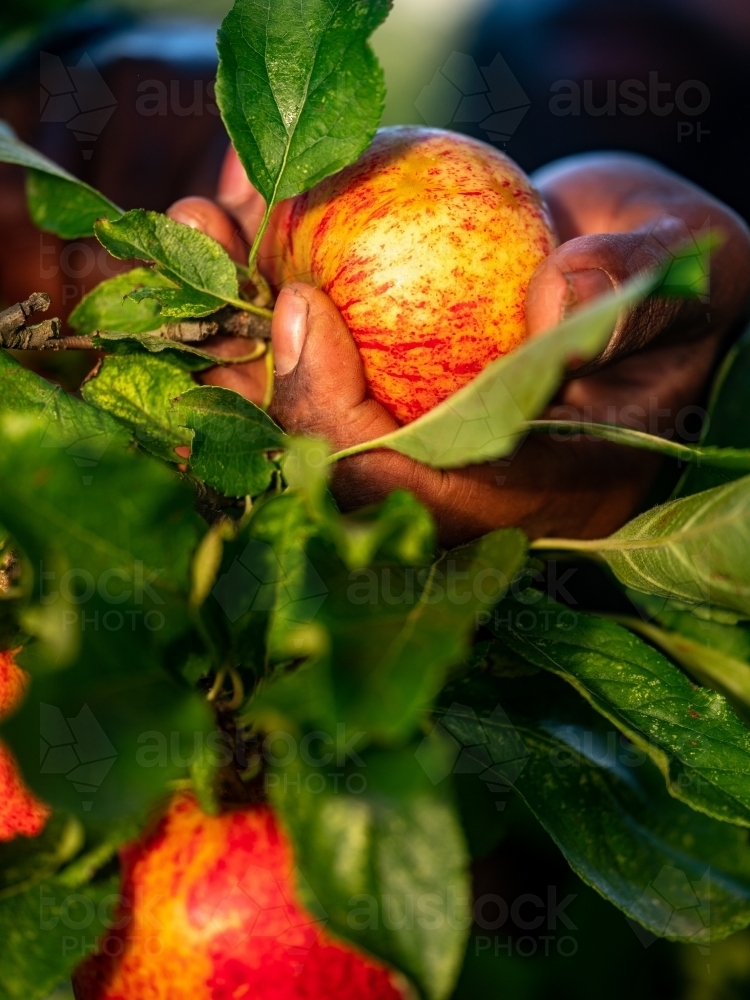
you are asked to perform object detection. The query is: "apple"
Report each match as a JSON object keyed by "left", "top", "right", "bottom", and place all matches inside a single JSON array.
[
  {"left": 0, "top": 648, "right": 49, "bottom": 841},
  {"left": 73, "top": 793, "right": 412, "bottom": 999},
  {"left": 265, "top": 126, "right": 556, "bottom": 425}
]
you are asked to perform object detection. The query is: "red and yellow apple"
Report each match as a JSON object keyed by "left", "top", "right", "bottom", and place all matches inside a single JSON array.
[
  {"left": 0, "top": 648, "right": 49, "bottom": 841},
  {"left": 73, "top": 793, "right": 411, "bottom": 1000},
  {"left": 266, "top": 126, "right": 556, "bottom": 425}
]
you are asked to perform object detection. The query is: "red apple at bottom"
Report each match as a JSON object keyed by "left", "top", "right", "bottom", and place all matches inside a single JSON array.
[{"left": 73, "top": 794, "right": 412, "bottom": 1000}]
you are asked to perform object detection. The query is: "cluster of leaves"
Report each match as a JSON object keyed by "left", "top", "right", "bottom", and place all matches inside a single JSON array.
[{"left": 1, "top": 2, "right": 750, "bottom": 999}]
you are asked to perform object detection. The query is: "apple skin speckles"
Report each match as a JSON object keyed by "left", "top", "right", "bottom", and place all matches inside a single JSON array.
[{"left": 265, "top": 127, "right": 556, "bottom": 425}]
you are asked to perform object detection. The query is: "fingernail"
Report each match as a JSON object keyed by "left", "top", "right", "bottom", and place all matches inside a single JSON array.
[
  {"left": 563, "top": 268, "right": 615, "bottom": 316},
  {"left": 166, "top": 197, "right": 214, "bottom": 232},
  {"left": 167, "top": 206, "right": 202, "bottom": 229},
  {"left": 273, "top": 287, "right": 309, "bottom": 375}
]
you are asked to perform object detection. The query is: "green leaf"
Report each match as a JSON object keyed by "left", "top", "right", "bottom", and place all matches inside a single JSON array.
[
  {"left": 617, "top": 615, "right": 750, "bottom": 714},
  {"left": 283, "top": 438, "right": 436, "bottom": 570},
  {"left": 441, "top": 672, "right": 750, "bottom": 943},
  {"left": 247, "top": 529, "right": 528, "bottom": 744},
  {"left": 527, "top": 419, "right": 750, "bottom": 472},
  {"left": 127, "top": 285, "right": 225, "bottom": 320},
  {"left": 68, "top": 268, "right": 174, "bottom": 335},
  {"left": 215, "top": 0, "right": 390, "bottom": 253},
  {"left": 331, "top": 273, "right": 654, "bottom": 468},
  {"left": 2, "top": 639, "right": 213, "bottom": 821},
  {"left": 81, "top": 353, "right": 195, "bottom": 463},
  {"left": 677, "top": 326, "right": 750, "bottom": 497},
  {"left": 653, "top": 230, "right": 717, "bottom": 297},
  {"left": 94, "top": 210, "right": 244, "bottom": 317},
  {"left": 326, "top": 490, "right": 436, "bottom": 571},
  {"left": 175, "top": 385, "right": 287, "bottom": 497},
  {"left": 0, "top": 811, "right": 135, "bottom": 1000},
  {"left": 0, "top": 813, "right": 83, "bottom": 898},
  {"left": 271, "top": 743, "right": 470, "bottom": 1000},
  {"left": 0, "top": 413, "right": 212, "bottom": 820},
  {"left": 0, "top": 408, "right": 201, "bottom": 639},
  {"left": 490, "top": 595, "right": 750, "bottom": 827},
  {"left": 0, "top": 348, "right": 126, "bottom": 454},
  {"left": 0, "top": 872, "right": 120, "bottom": 999},
  {"left": 0, "top": 120, "right": 121, "bottom": 239},
  {"left": 200, "top": 491, "right": 322, "bottom": 677},
  {"left": 627, "top": 589, "right": 750, "bottom": 659},
  {"left": 534, "top": 475, "right": 750, "bottom": 617},
  {"left": 200, "top": 485, "right": 439, "bottom": 686},
  {"left": 91, "top": 331, "right": 222, "bottom": 372}
]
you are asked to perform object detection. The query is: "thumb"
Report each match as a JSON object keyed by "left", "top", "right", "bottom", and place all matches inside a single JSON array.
[
  {"left": 269, "top": 283, "right": 398, "bottom": 449},
  {"left": 525, "top": 217, "right": 700, "bottom": 361}
]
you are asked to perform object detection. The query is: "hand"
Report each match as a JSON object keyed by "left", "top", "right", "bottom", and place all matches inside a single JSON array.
[{"left": 167, "top": 148, "right": 750, "bottom": 546}]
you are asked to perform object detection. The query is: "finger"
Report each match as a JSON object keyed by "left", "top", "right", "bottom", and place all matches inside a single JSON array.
[
  {"left": 525, "top": 246, "right": 615, "bottom": 337},
  {"left": 166, "top": 196, "right": 248, "bottom": 263},
  {"left": 216, "top": 145, "right": 292, "bottom": 285},
  {"left": 216, "top": 146, "right": 267, "bottom": 248},
  {"left": 195, "top": 335, "right": 268, "bottom": 407},
  {"left": 525, "top": 225, "right": 677, "bottom": 335},
  {"left": 198, "top": 359, "right": 268, "bottom": 407},
  {"left": 269, "top": 282, "right": 399, "bottom": 447},
  {"left": 525, "top": 219, "right": 712, "bottom": 366},
  {"left": 217, "top": 145, "right": 256, "bottom": 208},
  {"left": 268, "top": 282, "right": 454, "bottom": 513},
  {"left": 266, "top": 284, "right": 660, "bottom": 548}
]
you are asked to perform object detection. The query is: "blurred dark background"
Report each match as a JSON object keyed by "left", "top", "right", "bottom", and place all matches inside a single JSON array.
[
  {"left": 463, "top": 0, "right": 749, "bottom": 223},
  {"left": 1, "top": 0, "right": 747, "bottom": 334},
  {"left": 0, "top": 3, "right": 748, "bottom": 997}
]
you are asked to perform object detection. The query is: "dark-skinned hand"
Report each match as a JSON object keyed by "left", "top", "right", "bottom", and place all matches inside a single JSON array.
[{"left": 167, "top": 146, "right": 750, "bottom": 547}]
